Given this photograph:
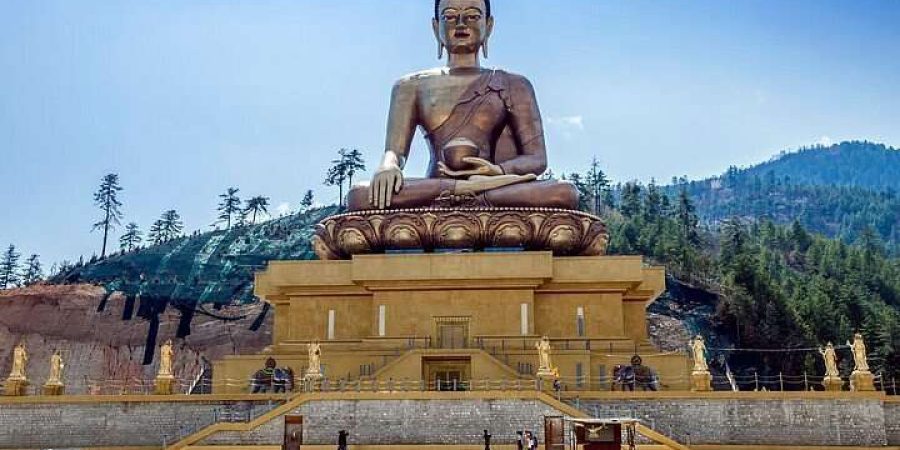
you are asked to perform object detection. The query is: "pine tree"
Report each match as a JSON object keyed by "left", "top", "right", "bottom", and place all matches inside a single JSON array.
[
  {"left": 244, "top": 196, "right": 270, "bottom": 224},
  {"left": 148, "top": 220, "right": 165, "bottom": 245},
  {"left": 92, "top": 173, "right": 124, "bottom": 258},
  {"left": 217, "top": 187, "right": 242, "bottom": 229},
  {"left": 21, "top": 254, "right": 42, "bottom": 286},
  {"left": 325, "top": 161, "right": 348, "bottom": 206},
  {"left": 341, "top": 148, "right": 366, "bottom": 188},
  {"left": 585, "top": 157, "right": 610, "bottom": 214},
  {"left": 620, "top": 182, "right": 642, "bottom": 218},
  {"left": 119, "top": 222, "right": 143, "bottom": 251},
  {"left": 0, "top": 245, "right": 21, "bottom": 289},
  {"left": 300, "top": 190, "right": 315, "bottom": 212},
  {"left": 158, "top": 210, "right": 184, "bottom": 241}
]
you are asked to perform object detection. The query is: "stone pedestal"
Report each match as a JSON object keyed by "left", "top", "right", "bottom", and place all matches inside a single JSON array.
[
  {"left": 850, "top": 370, "right": 875, "bottom": 392},
  {"left": 3, "top": 378, "right": 28, "bottom": 396},
  {"left": 822, "top": 375, "right": 843, "bottom": 392},
  {"left": 42, "top": 383, "right": 65, "bottom": 396},
  {"left": 691, "top": 370, "right": 712, "bottom": 392},
  {"left": 154, "top": 376, "right": 176, "bottom": 395}
]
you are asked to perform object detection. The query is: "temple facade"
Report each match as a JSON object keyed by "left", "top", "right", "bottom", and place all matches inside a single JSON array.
[{"left": 213, "top": 252, "right": 690, "bottom": 393}]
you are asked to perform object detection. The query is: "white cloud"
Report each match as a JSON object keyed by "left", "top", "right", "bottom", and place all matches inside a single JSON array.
[
  {"left": 276, "top": 202, "right": 292, "bottom": 216},
  {"left": 547, "top": 115, "right": 585, "bottom": 131},
  {"left": 816, "top": 136, "right": 833, "bottom": 147}
]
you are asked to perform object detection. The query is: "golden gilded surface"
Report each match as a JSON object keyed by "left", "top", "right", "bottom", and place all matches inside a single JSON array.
[{"left": 213, "top": 252, "right": 688, "bottom": 393}]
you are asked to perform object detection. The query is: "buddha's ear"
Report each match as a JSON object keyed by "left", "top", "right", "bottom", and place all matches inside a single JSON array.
[
  {"left": 432, "top": 18, "right": 444, "bottom": 59},
  {"left": 483, "top": 16, "right": 494, "bottom": 58}
]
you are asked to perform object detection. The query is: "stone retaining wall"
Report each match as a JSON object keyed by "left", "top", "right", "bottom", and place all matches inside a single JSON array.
[
  {"left": 574, "top": 397, "right": 890, "bottom": 447},
  {"left": 886, "top": 401, "right": 900, "bottom": 445},
  {"left": 0, "top": 398, "right": 278, "bottom": 449},
  {"left": 201, "top": 399, "right": 563, "bottom": 446}
]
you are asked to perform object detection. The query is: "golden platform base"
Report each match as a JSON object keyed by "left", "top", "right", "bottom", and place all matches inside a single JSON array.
[
  {"left": 822, "top": 375, "right": 843, "bottom": 392},
  {"left": 850, "top": 371, "right": 875, "bottom": 392},
  {"left": 691, "top": 371, "right": 712, "bottom": 392},
  {"left": 42, "top": 383, "right": 65, "bottom": 396},
  {"left": 154, "top": 376, "right": 176, "bottom": 395},
  {"left": 3, "top": 378, "right": 28, "bottom": 396}
]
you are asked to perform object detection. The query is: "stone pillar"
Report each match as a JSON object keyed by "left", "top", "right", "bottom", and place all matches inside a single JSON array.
[
  {"left": 850, "top": 370, "right": 875, "bottom": 392},
  {"left": 691, "top": 370, "right": 712, "bottom": 392}
]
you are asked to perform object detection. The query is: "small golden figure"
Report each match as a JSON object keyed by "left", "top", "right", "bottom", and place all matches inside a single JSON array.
[
  {"left": 847, "top": 333, "right": 870, "bottom": 373},
  {"left": 47, "top": 350, "right": 64, "bottom": 385},
  {"left": 819, "top": 342, "right": 839, "bottom": 378},
  {"left": 42, "top": 350, "right": 65, "bottom": 395},
  {"left": 690, "top": 335, "right": 709, "bottom": 373},
  {"left": 8, "top": 342, "right": 28, "bottom": 381},
  {"left": 158, "top": 339, "right": 175, "bottom": 378},
  {"left": 154, "top": 339, "right": 176, "bottom": 395},
  {"left": 305, "top": 340, "right": 323, "bottom": 380},
  {"left": 535, "top": 336, "right": 556, "bottom": 378}
]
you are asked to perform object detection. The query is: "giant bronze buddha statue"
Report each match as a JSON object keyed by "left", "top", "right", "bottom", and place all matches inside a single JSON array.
[
  {"left": 346, "top": 0, "right": 577, "bottom": 211},
  {"left": 314, "top": 0, "right": 606, "bottom": 259}
]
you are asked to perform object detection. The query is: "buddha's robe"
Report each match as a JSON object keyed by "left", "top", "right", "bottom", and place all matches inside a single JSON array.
[{"left": 347, "top": 69, "right": 578, "bottom": 211}]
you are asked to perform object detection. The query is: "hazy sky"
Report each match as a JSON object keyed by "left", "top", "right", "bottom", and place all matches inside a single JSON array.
[{"left": 1, "top": 0, "right": 899, "bottom": 266}]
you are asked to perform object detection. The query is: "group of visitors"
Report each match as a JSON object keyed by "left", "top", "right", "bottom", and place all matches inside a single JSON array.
[
  {"left": 612, "top": 355, "right": 659, "bottom": 391},
  {"left": 516, "top": 430, "right": 538, "bottom": 450}
]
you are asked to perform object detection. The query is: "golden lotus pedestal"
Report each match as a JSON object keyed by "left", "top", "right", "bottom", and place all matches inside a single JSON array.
[
  {"left": 42, "top": 382, "right": 65, "bottom": 396},
  {"left": 154, "top": 376, "right": 176, "bottom": 395},
  {"left": 691, "top": 370, "right": 712, "bottom": 392},
  {"left": 851, "top": 370, "right": 875, "bottom": 392},
  {"left": 822, "top": 375, "right": 844, "bottom": 392},
  {"left": 312, "top": 207, "right": 608, "bottom": 260},
  {"left": 3, "top": 378, "right": 28, "bottom": 396}
]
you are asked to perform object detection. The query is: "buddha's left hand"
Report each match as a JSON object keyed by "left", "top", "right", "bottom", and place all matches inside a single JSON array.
[{"left": 438, "top": 157, "right": 504, "bottom": 178}]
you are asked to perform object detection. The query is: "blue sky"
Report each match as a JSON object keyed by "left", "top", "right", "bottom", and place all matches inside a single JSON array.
[{"left": 1, "top": 0, "right": 899, "bottom": 266}]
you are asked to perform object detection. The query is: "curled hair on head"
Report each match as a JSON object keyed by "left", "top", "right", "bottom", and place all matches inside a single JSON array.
[{"left": 434, "top": 0, "right": 491, "bottom": 19}]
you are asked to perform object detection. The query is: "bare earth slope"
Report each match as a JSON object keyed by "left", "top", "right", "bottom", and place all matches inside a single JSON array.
[{"left": 0, "top": 284, "right": 270, "bottom": 393}]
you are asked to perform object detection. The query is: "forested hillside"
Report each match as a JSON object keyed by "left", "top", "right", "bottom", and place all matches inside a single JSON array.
[{"left": 678, "top": 141, "right": 900, "bottom": 254}]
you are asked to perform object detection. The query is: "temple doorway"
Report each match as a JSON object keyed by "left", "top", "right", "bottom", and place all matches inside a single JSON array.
[
  {"left": 434, "top": 316, "right": 470, "bottom": 349},
  {"left": 423, "top": 357, "right": 471, "bottom": 391}
]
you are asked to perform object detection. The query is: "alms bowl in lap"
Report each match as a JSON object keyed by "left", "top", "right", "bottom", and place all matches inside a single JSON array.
[{"left": 312, "top": 207, "right": 608, "bottom": 260}]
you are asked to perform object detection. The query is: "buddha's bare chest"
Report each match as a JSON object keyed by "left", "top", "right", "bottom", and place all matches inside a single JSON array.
[{"left": 415, "top": 75, "right": 504, "bottom": 132}]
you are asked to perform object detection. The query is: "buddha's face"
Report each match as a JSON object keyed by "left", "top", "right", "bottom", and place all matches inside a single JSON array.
[{"left": 433, "top": 0, "right": 493, "bottom": 55}]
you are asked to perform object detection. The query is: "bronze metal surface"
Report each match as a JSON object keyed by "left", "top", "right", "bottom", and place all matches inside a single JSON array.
[{"left": 312, "top": 207, "right": 608, "bottom": 260}]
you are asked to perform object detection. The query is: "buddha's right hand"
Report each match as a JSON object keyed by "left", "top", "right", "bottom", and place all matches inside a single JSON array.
[{"left": 370, "top": 164, "right": 404, "bottom": 209}]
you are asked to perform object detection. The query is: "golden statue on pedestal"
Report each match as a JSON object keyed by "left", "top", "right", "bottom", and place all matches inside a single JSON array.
[
  {"left": 43, "top": 350, "right": 65, "bottom": 395},
  {"left": 314, "top": 0, "right": 607, "bottom": 260},
  {"left": 819, "top": 342, "right": 843, "bottom": 391},
  {"left": 154, "top": 339, "right": 176, "bottom": 395},
  {"left": 690, "top": 336, "right": 709, "bottom": 373},
  {"left": 535, "top": 336, "right": 557, "bottom": 379},
  {"left": 158, "top": 339, "right": 175, "bottom": 378},
  {"left": 4, "top": 341, "right": 30, "bottom": 396},
  {"left": 305, "top": 340, "right": 323, "bottom": 380}
]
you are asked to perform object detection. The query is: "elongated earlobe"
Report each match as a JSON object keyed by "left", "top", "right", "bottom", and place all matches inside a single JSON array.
[
  {"left": 482, "top": 40, "right": 489, "bottom": 59},
  {"left": 438, "top": 42, "right": 444, "bottom": 59}
]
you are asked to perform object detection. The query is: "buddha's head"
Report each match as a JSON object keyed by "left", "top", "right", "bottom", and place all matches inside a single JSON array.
[{"left": 433, "top": 0, "right": 494, "bottom": 58}]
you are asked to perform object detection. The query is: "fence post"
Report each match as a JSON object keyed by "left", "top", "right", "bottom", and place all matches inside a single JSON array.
[
  {"left": 803, "top": 372, "right": 808, "bottom": 391},
  {"left": 779, "top": 373, "right": 784, "bottom": 391},
  {"left": 754, "top": 372, "right": 759, "bottom": 391}
]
